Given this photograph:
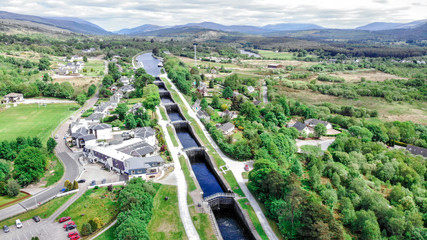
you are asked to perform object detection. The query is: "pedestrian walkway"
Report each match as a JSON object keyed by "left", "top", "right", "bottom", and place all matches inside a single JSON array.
[{"left": 156, "top": 108, "right": 200, "bottom": 240}]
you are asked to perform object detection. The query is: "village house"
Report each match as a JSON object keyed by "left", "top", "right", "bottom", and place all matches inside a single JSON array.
[
  {"left": 304, "top": 119, "right": 332, "bottom": 129},
  {"left": 88, "top": 123, "right": 113, "bottom": 140},
  {"left": 220, "top": 110, "right": 238, "bottom": 119},
  {"left": 120, "top": 76, "right": 130, "bottom": 85},
  {"left": 406, "top": 145, "right": 427, "bottom": 158},
  {"left": 124, "top": 156, "right": 165, "bottom": 179},
  {"left": 133, "top": 127, "right": 156, "bottom": 146},
  {"left": 247, "top": 86, "right": 255, "bottom": 94},
  {"left": 197, "top": 110, "right": 210, "bottom": 121},
  {"left": 2, "top": 93, "right": 24, "bottom": 104},
  {"left": 120, "top": 85, "right": 135, "bottom": 94},
  {"left": 268, "top": 64, "right": 283, "bottom": 69},
  {"left": 218, "top": 122, "right": 235, "bottom": 135},
  {"left": 289, "top": 121, "right": 312, "bottom": 135},
  {"left": 197, "top": 82, "right": 208, "bottom": 97}
]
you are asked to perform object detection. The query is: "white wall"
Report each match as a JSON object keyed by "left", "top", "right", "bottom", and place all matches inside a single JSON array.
[{"left": 96, "top": 128, "right": 112, "bottom": 140}]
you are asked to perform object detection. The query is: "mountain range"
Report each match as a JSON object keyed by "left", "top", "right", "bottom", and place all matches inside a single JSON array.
[{"left": 0, "top": 11, "right": 425, "bottom": 40}]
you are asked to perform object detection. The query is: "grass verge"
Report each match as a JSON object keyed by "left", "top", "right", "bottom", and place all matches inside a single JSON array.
[
  {"left": 167, "top": 126, "right": 179, "bottom": 147},
  {"left": 0, "top": 193, "right": 75, "bottom": 227},
  {"left": 238, "top": 198, "right": 269, "bottom": 240},
  {"left": 0, "top": 192, "right": 30, "bottom": 210},
  {"left": 148, "top": 185, "right": 188, "bottom": 240},
  {"left": 179, "top": 156, "right": 197, "bottom": 192},
  {"left": 44, "top": 154, "right": 65, "bottom": 187},
  {"left": 189, "top": 206, "right": 217, "bottom": 240},
  {"left": 160, "top": 106, "right": 168, "bottom": 121}
]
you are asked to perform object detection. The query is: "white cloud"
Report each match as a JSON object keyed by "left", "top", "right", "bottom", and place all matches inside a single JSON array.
[{"left": 1, "top": 0, "right": 425, "bottom": 31}]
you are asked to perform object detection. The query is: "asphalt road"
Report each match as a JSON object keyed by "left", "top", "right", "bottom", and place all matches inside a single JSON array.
[{"left": 0, "top": 93, "right": 99, "bottom": 221}]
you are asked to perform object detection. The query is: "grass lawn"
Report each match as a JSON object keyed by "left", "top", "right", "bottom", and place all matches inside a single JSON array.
[
  {"left": 238, "top": 199, "right": 269, "bottom": 240},
  {"left": 179, "top": 156, "right": 197, "bottom": 192},
  {"left": 148, "top": 185, "right": 188, "bottom": 240},
  {"left": 43, "top": 154, "right": 65, "bottom": 187},
  {"left": 0, "top": 192, "right": 29, "bottom": 209},
  {"left": 0, "top": 103, "right": 78, "bottom": 144},
  {"left": 57, "top": 187, "right": 119, "bottom": 233},
  {"left": 189, "top": 206, "right": 216, "bottom": 240},
  {"left": 95, "top": 223, "right": 117, "bottom": 240},
  {"left": 82, "top": 60, "right": 105, "bottom": 77},
  {"left": 0, "top": 194, "right": 75, "bottom": 226},
  {"left": 258, "top": 50, "right": 295, "bottom": 60},
  {"left": 167, "top": 126, "right": 179, "bottom": 147}
]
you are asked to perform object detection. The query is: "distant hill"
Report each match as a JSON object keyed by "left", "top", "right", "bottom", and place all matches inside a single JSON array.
[
  {"left": 262, "top": 23, "right": 324, "bottom": 31},
  {"left": 356, "top": 19, "right": 427, "bottom": 31},
  {"left": 377, "top": 23, "right": 427, "bottom": 40},
  {"left": 0, "top": 11, "right": 111, "bottom": 35},
  {"left": 118, "top": 21, "right": 327, "bottom": 36},
  {"left": 115, "top": 24, "right": 165, "bottom": 34}
]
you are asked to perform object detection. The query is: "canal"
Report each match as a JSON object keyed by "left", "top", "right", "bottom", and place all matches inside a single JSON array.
[{"left": 135, "top": 52, "right": 162, "bottom": 76}]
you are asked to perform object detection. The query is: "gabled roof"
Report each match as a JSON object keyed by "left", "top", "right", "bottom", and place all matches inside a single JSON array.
[
  {"left": 86, "top": 113, "right": 104, "bottom": 121},
  {"left": 192, "top": 99, "right": 200, "bottom": 109},
  {"left": 218, "top": 122, "right": 234, "bottom": 132},
  {"left": 197, "top": 110, "right": 210, "bottom": 118},
  {"left": 406, "top": 145, "right": 427, "bottom": 158},
  {"left": 81, "top": 134, "right": 96, "bottom": 141},
  {"left": 72, "top": 127, "right": 88, "bottom": 138},
  {"left": 291, "top": 121, "right": 307, "bottom": 131},
  {"left": 304, "top": 119, "right": 330, "bottom": 126},
  {"left": 130, "top": 144, "right": 155, "bottom": 157},
  {"left": 134, "top": 127, "right": 155, "bottom": 139},
  {"left": 124, "top": 156, "right": 165, "bottom": 170},
  {"left": 88, "top": 123, "right": 111, "bottom": 130}
]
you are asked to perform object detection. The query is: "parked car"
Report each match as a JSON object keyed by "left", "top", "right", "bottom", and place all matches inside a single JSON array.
[
  {"left": 90, "top": 180, "right": 96, "bottom": 186},
  {"left": 3, "top": 225, "right": 10, "bottom": 233},
  {"left": 65, "top": 225, "right": 77, "bottom": 231},
  {"left": 15, "top": 219, "right": 22, "bottom": 229},
  {"left": 60, "top": 188, "right": 67, "bottom": 193},
  {"left": 33, "top": 216, "right": 40, "bottom": 222},
  {"left": 63, "top": 221, "right": 75, "bottom": 228},
  {"left": 70, "top": 234, "right": 81, "bottom": 240},
  {"left": 68, "top": 231, "right": 79, "bottom": 238},
  {"left": 59, "top": 216, "right": 71, "bottom": 223},
  {"left": 101, "top": 178, "right": 106, "bottom": 184},
  {"left": 77, "top": 179, "right": 86, "bottom": 183},
  {"left": 244, "top": 164, "right": 249, "bottom": 171}
]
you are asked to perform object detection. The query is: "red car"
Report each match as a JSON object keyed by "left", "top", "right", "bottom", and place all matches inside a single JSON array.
[
  {"left": 59, "top": 217, "right": 71, "bottom": 223},
  {"left": 63, "top": 221, "right": 75, "bottom": 228},
  {"left": 70, "top": 235, "right": 80, "bottom": 240},
  {"left": 244, "top": 164, "right": 249, "bottom": 171},
  {"left": 68, "top": 231, "right": 78, "bottom": 238}
]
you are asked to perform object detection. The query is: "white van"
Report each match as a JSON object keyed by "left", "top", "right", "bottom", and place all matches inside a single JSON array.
[{"left": 15, "top": 219, "right": 22, "bottom": 229}]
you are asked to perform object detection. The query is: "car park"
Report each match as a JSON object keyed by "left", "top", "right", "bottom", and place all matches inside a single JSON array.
[
  {"left": 77, "top": 179, "right": 86, "bottom": 183},
  {"left": 65, "top": 225, "right": 77, "bottom": 231},
  {"left": 33, "top": 216, "right": 41, "bottom": 222},
  {"left": 59, "top": 216, "right": 71, "bottom": 223},
  {"left": 68, "top": 231, "right": 79, "bottom": 238},
  {"left": 90, "top": 180, "right": 96, "bottom": 186},
  {"left": 15, "top": 219, "right": 22, "bottom": 229},
  {"left": 63, "top": 221, "right": 75, "bottom": 228},
  {"left": 3, "top": 225, "right": 10, "bottom": 233}
]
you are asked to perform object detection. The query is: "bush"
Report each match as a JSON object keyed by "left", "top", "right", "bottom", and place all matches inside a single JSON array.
[
  {"left": 6, "top": 179, "right": 20, "bottom": 197},
  {"left": 81, "top": 223, "right": 93, "bottom": 236},
  {"left": 318, "top": 75, "right": 345, "bottom": 82}
]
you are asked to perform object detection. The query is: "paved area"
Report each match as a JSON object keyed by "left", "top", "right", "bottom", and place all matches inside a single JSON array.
[
  {"left": 296, "top": 137, "right": 336, "bottom": 151},
  {"left": 162, "top": 74, "right": 279, "bottom": 240},
  {"left": 79, "top": 163, "right": 122, "bottom": 184},
  {"left": 0, "top": 218, "right": 69, "bottom": 240}
]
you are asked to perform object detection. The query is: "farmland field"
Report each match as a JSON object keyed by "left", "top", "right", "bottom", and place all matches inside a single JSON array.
[{"left": 0, "top": 103, "right": 78, "bottom": 144}]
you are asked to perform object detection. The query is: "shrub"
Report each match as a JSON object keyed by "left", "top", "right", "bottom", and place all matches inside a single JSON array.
[{"left": 81, "top": 223, "right": 93, "bottom": 236}]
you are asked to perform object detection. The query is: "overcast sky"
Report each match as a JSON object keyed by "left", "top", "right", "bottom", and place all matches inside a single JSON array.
[{"left": 1, "top": 0, "right": 426, "bottom": 31}]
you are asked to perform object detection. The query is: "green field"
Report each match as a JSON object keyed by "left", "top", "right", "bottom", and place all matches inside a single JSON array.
[
  {"left": 57, "top": 187, "right": 119, "bottom": 233},
  {"left": 258, "top": 50, "right": 314, "bottom": 60},
  {"left": 0, "top": 103, "right": 78, "bottom": 144},
  {"left": 82, "top": 59, "right": 105, "bottom": 77},
  {"left": 0, "top": 194, "right": 75, "bottom": 226},
  {"left": 148, "top": 185, "right": 187, "bottom": 240},
  {"left": 189, "top": 206, "right": 216, "bottom": 240}
]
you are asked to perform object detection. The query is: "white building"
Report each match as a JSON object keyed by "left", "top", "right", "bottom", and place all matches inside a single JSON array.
[{"left": 88, "top": 123, "right": 113, "bottom": 140}]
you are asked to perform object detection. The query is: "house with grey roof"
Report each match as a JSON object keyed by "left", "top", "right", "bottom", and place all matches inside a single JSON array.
[
  {"left": 95, "top": 102, "right": 112, "bottom": 114},
  {"left": 120, "top": 76, "right": 130, "bottom": 85},
  {"left": 247, "top": 86, "right": 255, "bottom": 94},
  {"left": 71, "top": 127, "right": 96, "bottom": 148},
  {"left": 130, "top": 102, "right": 143, "bottom": 114},
  {"left": 88, "top": 123, "right": 112, "bottom": 140},
  {"left": 218, "top": 122, "right": 235, "bottom": 135},
  {"left": 290, "top": 121, "right": 312, "bottom": 135},
  {"left": 2, "top": 93, "right": 23, "bottom": 104},
  {"left": 124, "top": 156, "right": 165, "bottom": 179},
  {"left": 304, "top": 119, "right": 332, "bottom": 129},
  {"left": 192, "top": 99, "right": 201, "bottom": 111},
  {"left": 406, "top": 145, "right": 427, "bottom": 158},
  {"left": 119, "top": 85, "right": 135, "bottom": 93},
  {"left": 197, "top": 110, "right": 210, "bottom": 121},
  {"left": 134, "top": 127, "right": 156, "bottom": 146},
  {"left": 85, "top": 113, "right": 104, "bottom": 122}
]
